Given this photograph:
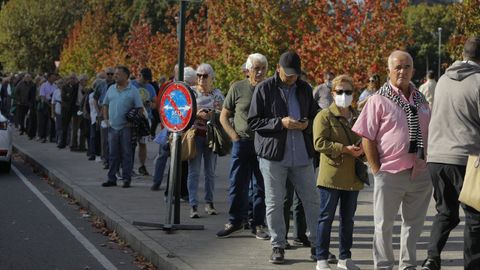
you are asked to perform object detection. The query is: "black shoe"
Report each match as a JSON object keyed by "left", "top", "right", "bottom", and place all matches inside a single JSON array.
[
  {"left": 327, "top": 252, "right": 338, "bottom": 264},
  {"left": 253, "top": 225, "right": 270, "bottom": 240},
  {"left": 28, "top": 136, "right": 34, "bottom": 140},
  {"left": 285, "top": 241, "right": 292, "bottom": 250},
  {"left": 78, "top": 148, "right": 87, "bottom": 152},
  {"left": 103, "top": 163, "right": 109, "bottom": 170},
  {"left": 310, "top": 247, "right": 316, "bottom": 261},
  {"left": 41, "top": 138, "right": 47, "bottom": 143},
  {"left": 421, "top": 258, "right": 440, "bottom": 270},
  {"left": 88, "top": 155, "right": 95, "bottom": 160},
  {"left": 101, "top": 181, "right": 116, "bottom": 187},
  {"left": 57, "top": 144, "right": 65, "bottom": 149},
  {"left": 150, "top": 184, "right": 160, "bottom": 191},
  {"left": 138, "top": 165, "right": 149, "bottom": 176},
  {"left": 216, "top": 223, "right": 243, "bottom": 238},
  {"left": 269, "top": 247, "right": 285, "bottom": 264},
  {"left": 293, "top": 237, "right": 311, "bottom": 247},
  {"left": 122, "top": 181, "right": 131, "bottom": 188}
]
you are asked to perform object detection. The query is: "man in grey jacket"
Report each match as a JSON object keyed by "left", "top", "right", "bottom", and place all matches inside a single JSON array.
[{"left": 422, "top": 37, "right": 480, "bottom": 270}]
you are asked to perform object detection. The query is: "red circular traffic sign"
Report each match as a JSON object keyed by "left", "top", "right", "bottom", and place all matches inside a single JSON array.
[{"left": 158, "top": 82, "right": 196, "bottom": 132}]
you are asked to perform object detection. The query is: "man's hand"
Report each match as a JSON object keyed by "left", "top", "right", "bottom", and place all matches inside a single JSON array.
[
  {"left": 342, "top": 145, "right": 363, "bottom": 158},
  {"left": 101, "top": 120, "right": 108, "bottom": 129},
  {"left": 370, "top": 164, "right": 381, "bottom": 175},
  {"left": 281, "top": 117, "right": 308, "bottom": 130}
]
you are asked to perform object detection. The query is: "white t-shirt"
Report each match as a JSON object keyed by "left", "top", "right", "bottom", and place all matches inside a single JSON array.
[{"left": 51, "top": 88, "right": 62, "bottom": 115}]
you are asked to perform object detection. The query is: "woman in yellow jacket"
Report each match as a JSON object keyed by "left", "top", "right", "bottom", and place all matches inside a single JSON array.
[{"left": 313, "top": 74, "right": 364, "bottom": 270}]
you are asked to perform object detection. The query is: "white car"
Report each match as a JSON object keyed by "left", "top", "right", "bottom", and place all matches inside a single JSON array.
[{"left": 0, "top": 112, "right": 12, "bottom": 173}]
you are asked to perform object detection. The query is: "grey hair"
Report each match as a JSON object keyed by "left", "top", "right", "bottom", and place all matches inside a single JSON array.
[
  {"left": 184, "top": 66, "right": 197, "bottom": 86},
  {"left": 387, "top": 50, "right": 413, "bottom": 71},
  {"left": 196, "top": 63, "right": 215, "bottom": 80},
  {"left": 78, "top": 74, "right": 89, "bottom": 81},
  {"left": 93, "top": 79, "right": 108, "bottom": 93},
  {"left": 245, "top": 53, "right": 268, "bottom": 71}
]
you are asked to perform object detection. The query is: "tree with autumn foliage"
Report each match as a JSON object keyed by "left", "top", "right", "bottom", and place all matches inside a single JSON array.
[
  {"left": 59, "top": 7, "right": 113, "bottom": 77},
  {"left": 447, "top": 0, "right": 480, "bottom": 60},
  {"left": 297, "top": 0, "right": 411, "bottom": 88},
  {"left": 204, "top": 0, "right": 308, "bottom": 91},
  {"left": 95, "top": 34, "right": 129, "bottom": 73}
]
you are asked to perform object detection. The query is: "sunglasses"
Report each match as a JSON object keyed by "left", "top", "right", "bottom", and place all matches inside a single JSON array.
[
  {"left": 334, "top": 90, "right": 353, "bottom": 95},
  {"left": 197, "top": 73, "right": 209, "bottom": 79},
  {"left": 107, "top": 73, "right": 114, "bottom": 75},
  {"left": 369, "top": 79, "right": 377, "bottom": 83}
]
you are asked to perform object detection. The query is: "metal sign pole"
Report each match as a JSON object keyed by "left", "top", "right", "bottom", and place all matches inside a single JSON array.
[
  {"left": 132, "top": 1, "right": 203, "bottom": 233},
  {"left": 164, "top": 132, "right": 181, "bottom": 230}
]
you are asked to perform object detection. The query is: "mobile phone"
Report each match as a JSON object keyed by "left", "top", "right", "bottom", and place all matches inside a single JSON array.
[
  {"left": 355, "top": 138, "right": 362, "bottom": 147},
  {"left": 298, "top": 117, "right": 308, "bottom": 123}
]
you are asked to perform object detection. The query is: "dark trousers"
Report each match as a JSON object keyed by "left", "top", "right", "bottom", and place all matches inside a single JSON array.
[
  {"left": 26, "top": 106, "right": 37, "bottom": 138},
  {"left": 150, "top": 109, "right": 160, "bottom": 136},
  {"left": 16, "top": 105, "right": 29, "bottom": 132},
  {"left": 165, "top": 161, "right": 190, "bottom": 199},
  {"left": 427, "top": 163, "right": 480, "bottom": 269},
  {"left": 54, "top": 113, "right": 63, "bottom": 145},
  {"left": 227, "top": 139, "right": 266, "bottom": 227},
  {"left": 88, "top": 123, "right": 100, "bottom": 157},
  {"left": 284, "top": 180, "right": 307, "bottom": 241},
  {"left": 316, "top": 187, "right": 359, "bottom": 260},
  {"left": 37, "top": 104, "right": 50, "bottom": 139},
  {"left": 71, "top": 114, "right": 87, "bottom": 149},
  {"left": 60, "top": 108, "right": 73, "bottom": 147}
]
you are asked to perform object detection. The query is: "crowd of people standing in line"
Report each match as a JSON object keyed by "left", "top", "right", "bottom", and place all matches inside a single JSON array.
[{"left": 1, "top": 36, "right": 479, "bottom": 270}]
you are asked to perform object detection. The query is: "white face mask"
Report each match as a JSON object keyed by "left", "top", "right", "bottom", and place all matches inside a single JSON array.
[{"left": 334, "top": 93, "right": 353, "bottom": 108}]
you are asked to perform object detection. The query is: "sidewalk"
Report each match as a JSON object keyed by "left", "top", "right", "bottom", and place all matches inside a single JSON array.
[{"left": 13, "top": 134, "right": 464, "bottom": 270}]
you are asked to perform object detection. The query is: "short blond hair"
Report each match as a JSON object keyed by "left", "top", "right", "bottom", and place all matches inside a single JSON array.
[{"left": 331, "top": 74, "right": 354, "bottom": 92}]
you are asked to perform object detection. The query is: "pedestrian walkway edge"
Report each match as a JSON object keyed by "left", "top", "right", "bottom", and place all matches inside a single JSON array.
[{"left": 13, "top": 143, "right": 195, "bottom": 270}]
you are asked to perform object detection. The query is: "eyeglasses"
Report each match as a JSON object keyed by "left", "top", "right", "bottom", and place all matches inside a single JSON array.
[
  {"left": 197, "top": 73, "right": 209, "bottom": 79},
  {"left": 334, "top": 90, "right": 353, "bottom": 95},
  {"left": 107, "top": 73, "right": 114, "bottom": 76}
]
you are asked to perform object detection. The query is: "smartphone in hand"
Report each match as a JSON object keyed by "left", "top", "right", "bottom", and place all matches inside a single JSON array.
[{"left": 298, "top": 117, "right": 308, "bottom": 123}]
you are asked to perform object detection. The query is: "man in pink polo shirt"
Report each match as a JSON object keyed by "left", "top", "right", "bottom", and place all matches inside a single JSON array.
[{"left": 352, "top": 50, "right": 433, "bottom": 270}]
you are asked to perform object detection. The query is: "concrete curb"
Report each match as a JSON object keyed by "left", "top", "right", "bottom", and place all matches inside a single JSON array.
[{"left": 13, "top": 143, "right": 195, "bottom": 270}]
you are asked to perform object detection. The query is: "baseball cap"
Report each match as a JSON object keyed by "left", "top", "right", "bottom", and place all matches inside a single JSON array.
[{"left": 279, "top": 51, "right": 301, "bottom": 76}]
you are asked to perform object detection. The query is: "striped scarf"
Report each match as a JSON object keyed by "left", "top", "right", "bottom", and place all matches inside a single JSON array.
[{"left": 377, "top": 82, "right": 427, "bottom": 159}]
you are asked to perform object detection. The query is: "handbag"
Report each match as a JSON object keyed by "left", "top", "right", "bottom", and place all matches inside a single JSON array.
[
  {"left": 355, "top": 159, "right": 370, "bottom": 186},
  {"left": 459, "top": 154, "right": 480, "bottom": 211},
  {"left": 180, "top": 128, "right": 197, "bottom": 161}
]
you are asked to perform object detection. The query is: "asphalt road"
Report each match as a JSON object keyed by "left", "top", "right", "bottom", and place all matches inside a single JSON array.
[{"left": 0, "top": 160, "right": 141, "bottom": 270}]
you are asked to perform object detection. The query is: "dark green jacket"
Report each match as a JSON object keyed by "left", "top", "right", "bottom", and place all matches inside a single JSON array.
[{"left": 313, "top": 103, "right": 364, "bottom": 191}]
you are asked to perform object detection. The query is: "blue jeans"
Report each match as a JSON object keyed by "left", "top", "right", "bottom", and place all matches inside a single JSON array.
[
  {"left": 153, "top": 141, "right": 169, "bottom": 186},
  {"left": 316, "top": 187, "right": 359, "bottom": 260},
  {"left": 107, "top": 127, "right": 133, "bottom": 183},
  {"left": 228, "top": 139, "right": 265, "bottom": 226},
  {"left": 187, "top": 136, "right": 217, "bottom": 207},
  {"left": 258, "top": 158, "right": 319, "bottom": 248}
]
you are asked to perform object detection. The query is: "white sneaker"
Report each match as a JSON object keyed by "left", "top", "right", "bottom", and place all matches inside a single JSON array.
[
  {"left": 95, "top": 156, "right": 102, "bottom": 162},
  {"left": 316, "top": 260, "right": 332, "bottom": 270},
  {"left": 337, "top": 258, "right": 360, "bottom": 270}
]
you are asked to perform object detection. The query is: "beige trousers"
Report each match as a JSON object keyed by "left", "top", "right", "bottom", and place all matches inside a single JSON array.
[{"left": 373, "top": 169, "right": 432, "bottom": 270}]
